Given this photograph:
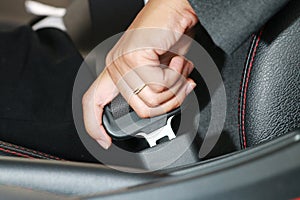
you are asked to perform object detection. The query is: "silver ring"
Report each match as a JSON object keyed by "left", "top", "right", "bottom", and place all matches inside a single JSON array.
[{"left": 133, "top": 84, "right": 146, "bottom": 95}]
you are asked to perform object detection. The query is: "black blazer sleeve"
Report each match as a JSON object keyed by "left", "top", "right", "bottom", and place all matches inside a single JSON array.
[
  {"left": 89, "top": 0, "right": 144, "bottom": 44},
  {"left": 188, "top": 0, "right": 290, "bottom": 54}
]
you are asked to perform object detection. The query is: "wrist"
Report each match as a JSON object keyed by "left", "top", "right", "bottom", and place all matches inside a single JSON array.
[
  {"left": 153, "top": 0, "right": 198, "bottom": 31},
  {"left": 130, "top": 0, "right": 198, "bottom": 33}
]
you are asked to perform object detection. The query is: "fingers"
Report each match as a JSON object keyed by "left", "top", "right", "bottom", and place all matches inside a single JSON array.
[
  {"left": 82, "top": 58, "right": 195, "bottom": 150},
  {"left": 108, "top": 60, "right": 196, "bottom": 118},
  {"left": 132, "top": 56, "right": 193, "bottom": 93},
  {"left": 84, "top": 53, "right": 195, "bottom": 150},
  {"left": 148, "top": 56, "right": 185, "bottom": 92},
  {"left": 155, "top": 78, "right": 196, "bottom": 114},
  {"left": 128, "top": 78, "right": 196, "bottom": 118},
  {"left": 107, "top": 47, "right": 194, "bottom": 91},
  {"left": 107, "top": 56, "right": 194, "bottom": 108},
  {"left": 82, "top": 70, "right": 119, "bottom": 149},
  {"left": 173, "top": 57, "right": 194, "bottom": 80}
]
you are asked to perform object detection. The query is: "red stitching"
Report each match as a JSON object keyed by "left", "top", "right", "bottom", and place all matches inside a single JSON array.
[
  {"left": 238, "top": 35, "right": 256, "bottom": 149},
  {"left": 238, "top": 70, "right": 245, "bottom": 126},
  {"left": 1, "top": 142, "right": 61, "bottom": 160},
  {"left": 0, "top": 141, "right": 62, "bottom": 160},
  {"left": 238, "top": 79, "right": 243, "bottom": 131},
  {"left": 241, "top": 30, "right": 263, "bottom": 148},
  {"left": 0, "top": 147, "right": 34, "bottom": 159}
]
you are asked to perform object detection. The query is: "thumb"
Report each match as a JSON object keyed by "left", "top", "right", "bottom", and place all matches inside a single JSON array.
[{"left": 82, "top": 69, "right": 119, "bottom": 149}]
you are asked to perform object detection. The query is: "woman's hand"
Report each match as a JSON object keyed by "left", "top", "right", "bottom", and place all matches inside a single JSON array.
[{"left": 82, "top": 0, "right": 198, "bottom": 149}]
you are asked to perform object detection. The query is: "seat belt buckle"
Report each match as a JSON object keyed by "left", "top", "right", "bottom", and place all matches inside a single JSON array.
[
  {"left": 136, "top": 115, "right": 176, "bottom": 147},
  {"left": 103, "top": 102, "right": 180, "bottom": 147}
]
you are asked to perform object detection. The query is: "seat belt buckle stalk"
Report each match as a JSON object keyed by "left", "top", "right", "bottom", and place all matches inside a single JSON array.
[{"left": 103, "top": 101, "right": 180, "bottom": 148}]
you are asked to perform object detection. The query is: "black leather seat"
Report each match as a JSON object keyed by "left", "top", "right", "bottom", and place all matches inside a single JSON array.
[
  {"left": 238, "top": 0, "right": 300, "bottom": 148},
  {"left": 0, "top": 140, "right": 62, "bottom": 160},
  {"left": 0, "top": 2, "right": 298, "bottom": 199},
  {"left": 0, "top": 0, "right": 299, "bottom": 161}
]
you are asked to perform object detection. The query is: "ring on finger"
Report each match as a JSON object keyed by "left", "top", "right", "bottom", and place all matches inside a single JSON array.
[{"left": 133, "top": 84, "right": 147, "bottom": 95}]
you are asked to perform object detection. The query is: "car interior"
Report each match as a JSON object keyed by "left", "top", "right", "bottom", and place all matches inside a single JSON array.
[{"left": 0, "top": 0, "right": 299, "bottom": 199}]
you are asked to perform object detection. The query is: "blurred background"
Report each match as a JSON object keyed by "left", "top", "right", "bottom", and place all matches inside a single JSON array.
[{"left": 0, "top": 0, "right": 73, "bottom": 30}]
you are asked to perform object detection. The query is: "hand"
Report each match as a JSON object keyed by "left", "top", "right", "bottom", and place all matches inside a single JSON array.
[{"left": 82, "top": 0, "right": 198, "bottom": 149}]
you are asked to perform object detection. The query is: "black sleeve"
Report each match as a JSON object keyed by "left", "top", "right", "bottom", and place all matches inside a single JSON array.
[
  {"left": 89, "top": 0, "right": 144, "bottom": 45},
  {"left": 188, "top": 0, "right": 290, "bottom": 54}
]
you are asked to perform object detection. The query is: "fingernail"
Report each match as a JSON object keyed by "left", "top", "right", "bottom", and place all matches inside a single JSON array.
[
  {"left": 185, "top": 82, "right": 196, "bottom": 95},
  {"left": 96, "top": 139, "right": 110, "bottom": 149}
]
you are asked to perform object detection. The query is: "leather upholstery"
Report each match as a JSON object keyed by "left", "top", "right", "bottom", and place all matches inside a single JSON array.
[
  {"left": 0, "top": 140, "right": 62, "bottom": 160},
  {"left": 0, "top": 157, "right": 159, "bottom": 196},
  {"left": 239, "top": 0, "right": 300, "bottom": 148}
]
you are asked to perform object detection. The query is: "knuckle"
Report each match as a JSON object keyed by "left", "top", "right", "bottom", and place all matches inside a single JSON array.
[
  {"left": 162, "top": 76, "right": 170, "bottom": 86},
  {"left": 121, "top": 53, "right": 137, "bottom": 67},
  {"left": 146, "top": 97, "right": 160, "bottom": 107},
  {"left": 162, "top": 76, "right": 177, "bottom": 89},
  {"left": 136, "top": 107, "right": 150, "bottom": 119},
  {"left": 105, "top": 51, "right": 114, "bottom": 66},
  {"left": 173, "top": 100, "right": 181, "bottom": 109},
  {"left": 106, "top": 64, "right": 114, "bottom": 75},
  {"left": 143, "top": 92, "right": 161, "bottom": 107},
  {"left": 123, "top": 53, "right": 134, "bottom": 61},
  {"left": 150, "top": 85, "right": 166, "bottom": 93}
]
